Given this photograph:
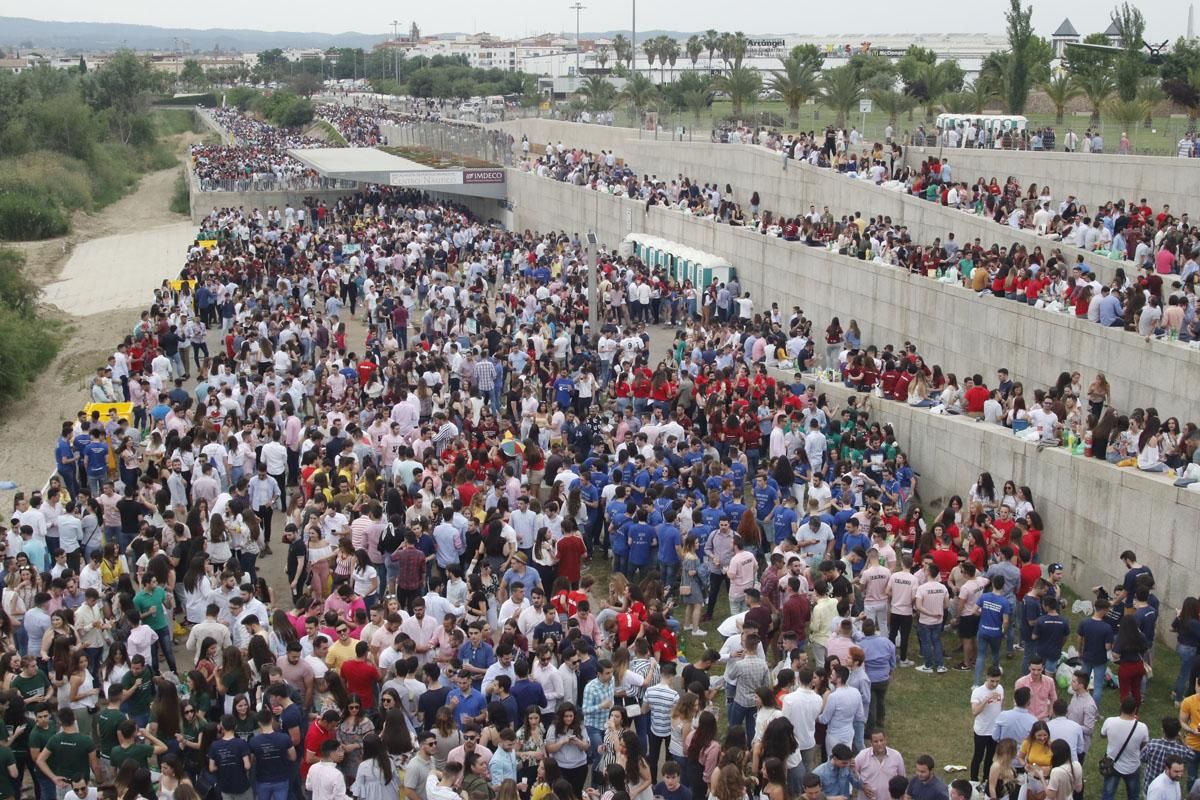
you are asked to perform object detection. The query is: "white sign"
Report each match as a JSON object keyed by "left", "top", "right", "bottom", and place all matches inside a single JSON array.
[
  {"left": 859, "top": 99, "right": 873, "bottom": 113},
  {"left": 389, "top": 171, "right": 463, "bottom": 187}
]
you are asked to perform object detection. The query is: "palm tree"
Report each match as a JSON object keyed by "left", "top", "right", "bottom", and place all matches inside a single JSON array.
[
  {"left": 1074, "top": 71, "right": 1115, "bottom": 124},
  {"left": 1106, "top": 97, "right": 1150, "bottom": 132},
  {"left": 642, "top": 38, "right": 658, "bottom": 79},
  {"left": 908, "top": 60, "right": 960, "bottom": 121},
  {"left": 661, "top": 37, "right": 680, "bottom": 83},
  {"left": 686, "top": 36, "right": 703, "bottom": 70},
  {"left": 595, "top": 43, "right": 610, "bottom": 71},
  {"left": 714, "top": 64, "right": 761, "bottom": 117},
  {"left": 1040, "top": 72, "right": 1080, "bottom": 124},
  {"left": 819, "top": 65, "right": 864, "bottom": 127},
  {"left": 619, "top": 71, "right": 659, "bottom": 123},
  {"left": 577, "top": 75, "right": 617, "bottom": 112},
  {"left": 769, "top": 50, "right": 821, "bottom": 126},
  {"left": 942, "top": 79, "right": 998, "bottom": 115},
  {"left": 870, "top": 88, "right": 917, "bottom": 126},
  {"left": 702, "top": 29, "right": 720, "bottom": 70},
  {"left": 612, "top": 34, "right": 631, "bottom": 70}
]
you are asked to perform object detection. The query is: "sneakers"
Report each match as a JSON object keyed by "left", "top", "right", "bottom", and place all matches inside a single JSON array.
[
  {"left": 898, "top": 660, "right": 915, "bottom": 668},
  {"left": 936, "top": 666, "right": 949, "bottom": 674},
  {"left": 915, "top": 665, "right": 934, "bottom": 673},
  {"left": 954, "top": 663, "right": 971, "bottom": 671}
]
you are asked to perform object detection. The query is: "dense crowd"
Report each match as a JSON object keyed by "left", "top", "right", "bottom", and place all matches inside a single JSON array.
[
  {"left": 7, "top": 108, "right": 1200, "bottom": 800},
  {"left": 191, "top": 109, "right": 335, "bottom": 192}
]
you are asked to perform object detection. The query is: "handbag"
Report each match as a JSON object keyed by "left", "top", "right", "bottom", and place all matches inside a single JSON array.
[{"left": 1098, "top": 719, "right": 1139, "bottom": 778}]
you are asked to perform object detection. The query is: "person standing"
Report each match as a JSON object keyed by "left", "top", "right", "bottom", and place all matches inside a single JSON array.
[
  {"left": 914, "top": 564, "right": 949, "bottom": 674},
  {"left": 817, "top": 665, "right": 865, "bottom": 752},
  {"left": 853, "top": 730, "right": 905, "bottom": 800},
  {"left": 885, "top": 557, "right": 918, "bottom": 667},
  {"left": 1144, "top": 756, "right": 1186, "bottom": 800},
  {"left": 1099, "top": 697, "right": 1150, "bottom": 800},
  {"left": 1077, "top": 597, "right": 1116, "bottom": 705},
  {"left": 1066, "top": 670, "right": 1099, "bottom": 763},
  {"left": 859, "top": 619, "right": 896, "bottom": 730},
  {"left": 970, "top": 667, "right": 1004, "bottom": 785},
  {"left": 1177, "top": 672, "right": 1200, "bottom": 786}
]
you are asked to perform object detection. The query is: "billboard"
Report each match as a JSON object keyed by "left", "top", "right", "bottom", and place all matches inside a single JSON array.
[{"left": 463, "top": 169, "right": 506, "bottom": 184}]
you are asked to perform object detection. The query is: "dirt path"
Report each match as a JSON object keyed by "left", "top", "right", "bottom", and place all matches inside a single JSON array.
[{"left": 0, "top": 132, "right": 200, "bottom": 493}]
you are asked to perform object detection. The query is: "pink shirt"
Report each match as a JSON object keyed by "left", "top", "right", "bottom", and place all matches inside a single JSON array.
[
  {"left": 1014, "top": 674, "right": 1058, "bottom": 720},
  {"left": 886, "top": 571, "right": 917, "bottom": 615},
  {"left": 957, "top": 576, "right": 988, "bottom": 617},
  {"left": 859, "top": 565, "right": 891, "bottom": 604},
  {"left": 1155, "top": 248, "right": 1176, "bottom": 274},
  {"left": 727, "top": 551, "right": 758, "bottom": 599},
  {"left": 854, "top": 747, "right": 907, "bottom": 800},
  {"left": 914, "top": 581, "right": 949, "bottom": 625}
]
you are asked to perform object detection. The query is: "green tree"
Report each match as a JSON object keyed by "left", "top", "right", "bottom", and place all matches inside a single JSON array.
[
  {"left": 896, "top": 46, "right": 938, "bottom": 92},
  {"left": 714, "top": 64, "right": 761, "bottom": 117},
  {"left": 85, "top": 49, "right": 156, "bottom": 144},
  {"left": 1075, "top": 70, "right": 1115, "bottom": 123},
  {"left": 596, "top": 43, "right": 611, "bottom": 70},
  {"left": 289, "top": 72, "right": 322, "bottom": 98},
  {"left": 870, "top": 88, "right": 916, "bottom": 125},
  {"left": 256, "top": 48, "right": 287, "bottom": 81},
  {"left": 702, "top": 29, "right": 720, "bottom": 70},
  {"left": 847, "top": 51, "right": 897, "bottom": 87},
  {"left": 1041, "top": 71, "right": 1081, "bottom": 123},
  {"left": 577, "top": 75, "right": 617, "bottom": 111},
  {"left": 686, "top": 36, "right": 703, "bottom": 69},
  {"left": 179, "top": 59, "right": 207, "bottom": 88},
  {"left": 619, "top": 72, "right": 659, "bottom": 122},
  {"left": 1065, "top": 32, "right": 1118, "bottom": 77},
  {"left": 819, "top": 65, "right": 865, "bottom": 127},
  {"left": 664, "top": 71, "right": 714, "bottom": 122},
  {"left": 1110, "top": 2, "right": 1150, "bottom": 102},
  {"left": 642, "top": 38, "right": 658, "bottom": 78},
  {"left": 77, "top": 55, "right": 86, "bottom": 74},
  {"left": 1003, "top": 0, "right": 1037, "bottom": 113},
  {"left": 907, "top": 59, "right": 964, "bottom": 120},
  {"left": 769, "top": 49, "right": 821, "bottom": 125},
  {"left": 612, "top": 35, "right": 631, "bottom": 69},
  {"left": 661, "top": 37, "right": 680, "bottom": 82},
  {"left": 1162, "top": 64, "right": 1200, "bottom": 128}
]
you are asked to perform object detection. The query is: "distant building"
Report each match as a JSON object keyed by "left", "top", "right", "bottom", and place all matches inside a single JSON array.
[{"left": 1051, "top": 18, "right": 1080, "bottom": 59}]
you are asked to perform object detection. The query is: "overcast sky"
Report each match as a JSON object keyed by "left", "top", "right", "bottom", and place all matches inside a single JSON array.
[{"left": 2, "top": 0, "right": 1191, "bottom": 42}]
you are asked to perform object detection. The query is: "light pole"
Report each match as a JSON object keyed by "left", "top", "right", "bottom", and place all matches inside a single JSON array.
[
  {"left": 569, "top": 1, "right": 586, "bottom": 87},
  {"left": 631, "top": 0, "right": 636, "bottom": 75},
  {"left": 391, "top": 20, "right": 400, "bottom": 84}
]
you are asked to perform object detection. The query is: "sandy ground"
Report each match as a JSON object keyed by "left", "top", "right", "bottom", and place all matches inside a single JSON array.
[{"left": 0, "top": 136, "right": 200, "bottom": 497}]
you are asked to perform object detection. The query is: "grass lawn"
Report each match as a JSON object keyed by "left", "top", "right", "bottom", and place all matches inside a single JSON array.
[
  {"left": 588, "top": 99, "right": 1192, "bottom": 157},
  {"left": 584, "top": 551, "right": 1184, "bottom": 776}
]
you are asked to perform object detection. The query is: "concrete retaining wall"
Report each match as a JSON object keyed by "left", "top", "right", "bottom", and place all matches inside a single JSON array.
[
  {"left": 508, "top": 168, "right": 1200, "bottom": 432},
  {"left": 903, "top": 144, "right": 1200, "bottom": 223}
]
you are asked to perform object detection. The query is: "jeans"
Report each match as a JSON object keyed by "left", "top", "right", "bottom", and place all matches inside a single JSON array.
[
  {"left": 586, "top": 726, "right": 604, "bottom": 774},
  {"left": 729, "top": 701, "right": 756, "bottom": 741},
  {"left": 889, "top": 613, "right": 913, "bottom": 661},
  {"left": 1082, "top": 662, "right": 1107, "bottom": 705},
  {"left": 152, "top": 624, "right": 177, "bottom": 673},
  {"left": 868, "top": 680, "right": 890, "bottom": 728},
  {"left": 1100, "top": 769, "right": 1141, "bottom": 800},
  {"left": 975, "top": 635, "right": 1002, "bottom": 686},
  {"left": 917, "top": 622, "right": 945, "bottom": 669},
  {"left": 728, "top": 594, "right": 748, "bottom": 616},
  {"left": 864, "top": 603, "right": 889, "bottom": 638},
  {"left": 1176, "top": 644, "right": 1198, "bottom": 702},
  {"left": 257, "top": 780, "right": 289, "bottom": 800}
]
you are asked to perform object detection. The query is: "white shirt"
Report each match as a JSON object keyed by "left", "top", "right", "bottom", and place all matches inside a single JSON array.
[
  {"left": 1146, "top": 772, "right": 1182, "bottom": 800},
  {"left": 971, "top": 684, "right": 1004, "bottom": 736},
  {"left": 781, "top": 687, "right": 823, "bottom": 750}
]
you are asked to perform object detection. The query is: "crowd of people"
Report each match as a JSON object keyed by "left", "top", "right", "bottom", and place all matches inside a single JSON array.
[
  {"left": 191, "top": 109, "right": 337, "bottom": 192},
  {"left": 5, "top": 105, "right": 1200, "bottom": 800}
]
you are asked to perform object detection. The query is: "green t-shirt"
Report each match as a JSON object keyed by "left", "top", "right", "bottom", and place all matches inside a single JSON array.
[
  {"left": 45, "top": 731, "right": 94, "bottom": 781},
  {"left": 10, "top": 673, "right": 50, "bottom": 703},
  {"left": 27, "top": 722, "right": 58, "bottom": 756},
  {"left": 133, "top": 587, "right": 168, "bottom": 631},
  {"left": 96, "top": 708, "right": 125, "bottom": 757},
  {"left": 0, "top": 746, "right": 15, "bottom": 800},
  {"left": 121, "top": 669, "right": 156, "bottom": 715},
  {"left": 110, "top": 741, "right": 154, "bottom": 771}
]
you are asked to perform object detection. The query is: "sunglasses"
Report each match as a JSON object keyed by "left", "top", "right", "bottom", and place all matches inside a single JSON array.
[{"left": 348, "top": 704, "right": 361, "bottom": 710}]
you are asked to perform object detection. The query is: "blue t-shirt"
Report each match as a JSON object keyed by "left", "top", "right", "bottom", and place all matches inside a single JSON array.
[
  {"left": 772, "top": 508, "right": 798, "bottom": 544},
  {"left": 653, "top": 783, "right": 693, "bottom": 800},
  {"left": 1020, "top": 595, "right": 1043, "bottom": 638},
  {"left": 627, "top": 523, "right": 657, "bottom": 566},
  {"left": 841, "top": 532, "right": 871, "bottom": 572},
  {"left": 55, "top": 439, "right": 74, "bottom": 471},
  {"left": 553, "top": 378, "right": 575, "bottom": 409},
  {"left": 609, "top": 517, "right": 629, "bottom": 556},
  {"left": 1076, "top": 617, "right": 1115, "bottom": 665},
  {"left": 83, "top": 440, "right": 110, "bottom": 477},
  {"left": 209, "top": 736, "right": 252, "bottom": 793},
  {"left": 248, "top": 730, "right": 294, "bottom": 783},
  {"left": 753, "top": 485, "right": 778, "bottom": 520},
  {"left": 1033, "top": 614, "right": 1070, "bottom": 660},
  {"left": 977, "top": 592, "right": 1012, "bottom": 639},
  {"left": 656, "top": 524, "right": 681, "bottom": 564}
]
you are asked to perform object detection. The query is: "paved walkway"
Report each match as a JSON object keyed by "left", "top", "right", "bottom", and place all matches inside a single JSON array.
[{"left": 41, "top": 221, "right": 196, "bottom": 316}]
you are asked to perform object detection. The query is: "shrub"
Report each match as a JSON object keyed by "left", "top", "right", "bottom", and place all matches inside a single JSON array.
[
  {"left": 0, "top": 192, "right": 69, "bottom": 240},
  {"left": 170, "top": 169, "right": 191, "bottom": 216},
  {"left": 0, "top": 250, "right": 61, "bottom": 401}
]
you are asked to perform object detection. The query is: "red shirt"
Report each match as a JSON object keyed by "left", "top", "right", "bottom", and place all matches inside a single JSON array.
[
  {"left": 555, "top": 535, "right": 587, "bottom": 584},
  {"left": 963, "top": 386, "right": 990, "bottom": 413},
  {"left": 1017, "top": 563, "right": 1042, "bottom": 599},
  {"left": 931, "top": 547, "right": 959, "bottom": 582},
  {"left": 302, "top": 722, "right": 335, "bottom": 779},
  {"left": 652, "top": 629, "right": 678, "bottom": 663},
  {"left": 552, "top": 588, "right": 588, "bottom": 617},
  {"left": 341, "top": 659, "right": 381, "bottom": 708},
  {"left": 616, "top": 611, "right": 642, "bottom": 645},
  {"left": 1021, "top": 528, "right": 1042, "bottom": 557}
]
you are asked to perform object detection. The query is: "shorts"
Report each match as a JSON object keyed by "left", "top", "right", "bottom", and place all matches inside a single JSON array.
[{"left": 957, "top": 614, "right": 980, "bottom": 639}]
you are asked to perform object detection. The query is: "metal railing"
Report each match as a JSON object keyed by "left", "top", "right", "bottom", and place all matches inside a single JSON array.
[{"left": 192, "top": 174, "right": 361, "bottom": 193}]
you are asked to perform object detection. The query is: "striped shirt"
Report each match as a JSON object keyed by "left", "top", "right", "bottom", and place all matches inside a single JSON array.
[
  {"left": 581, "top": 677, "right": 614, "bottom": 730},
  {"left": 472, "top": 359, "right": 497, "bottom": 392},
  {"left": 644, "top": 684, "right": 679, "bottom": 737}
]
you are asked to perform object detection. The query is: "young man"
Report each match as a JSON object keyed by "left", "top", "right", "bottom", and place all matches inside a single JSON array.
[
  {"left": 249, "top": 707, "right": 297, "bottom": 800},
  {"left": 35, "top": 708, "right": 99, "bottom": 791},
  {"left": 209, "top": 715, "right": 254, "bottom": 800},
  {"left": 913, "top": 564, "right": 949, "bottom": 674},
  {"left": 404, "top": 732, "right": 437, "bottom": 800},
  {"left": 1076, "top": 597, "right": 1115, "bottom": 705},
  {"left": 1099, "top": 697, "right": 1150, "bottom": 800},
  {"left": 109, "top": 719, "right": 167, "bottom": 771},
  {"left": 306, "top": 740, "right": 350, "bottom": 800},
  {"left": 644, "top": 661, "right": 679, "bottom": 782},
  {"left": 653, "top": 761, "right": 691, "bottom": 800}
]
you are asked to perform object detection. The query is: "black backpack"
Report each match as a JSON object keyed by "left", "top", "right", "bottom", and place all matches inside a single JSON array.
[{"left": 379, "top": 522, "right": 403, "bottom": 555}]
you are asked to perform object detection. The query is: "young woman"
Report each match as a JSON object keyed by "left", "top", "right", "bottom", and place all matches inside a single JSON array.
[
  {"left": 516, "top": 706, "right": 546, "bottom": 789},
  {"left": 684, "top": 710, "right": 720, "bottom": 800},
  {"left": 544, "top": 702, "right": 589, "bottom": 798},
  {"left": 1172, "top": 597, "right": 1200, "bottom": 703},
  {"left": 1043, "top": 739, "right": 1083, "bottom": 800},
  {"left": 679, "top": 536, "right": 704, "bottom": 635},
  {"left": 987, "top": 738, "right": 1019, "bottom": 800},
  {"left": 1113, "top": 615, "right": 1149, "bottom": 709},
  {"left": 351, "top": 734, "right": 402, "bottom": 800},
  {"left": 306, "top": 525, "right": 335, "bottom": 601},
  {"left": 337, "top": 694, "right": 375, "bottom": 782}
]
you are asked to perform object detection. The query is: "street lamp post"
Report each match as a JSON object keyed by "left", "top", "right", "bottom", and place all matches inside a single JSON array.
[
  {"left": 391, "top": 20, "right": 401, "bottom": 84},
  {"left": 569, "top": 1, "right": 586, "bottom": 89}
]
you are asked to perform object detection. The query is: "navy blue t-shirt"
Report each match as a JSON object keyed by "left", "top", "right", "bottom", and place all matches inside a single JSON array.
[
  {"left": 654, "top": 782, "right": 693, "bottom": 800},
  {"left": 209, "top": 736, "right": 252, "bottom": 793},
  {"left": 1020, "top": 595, "right": 1043, "bottom": 638},
  {"left": 977, "top": 592, "right": 1012, "bottom": 639},
  {"left": 248, "top": 730, "right": 295, "bottom": 783},
  {"left": 1033, "top": 613, "right": 1070, "bottom": 660},
  {"left": 1076, "top": 617, "right": 1115, "bottom": 665}
]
